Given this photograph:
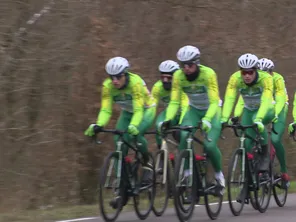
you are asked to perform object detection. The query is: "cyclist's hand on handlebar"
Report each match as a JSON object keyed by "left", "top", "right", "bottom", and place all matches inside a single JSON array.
[
  {"left": 128, "top": 124, "right": 139, "bottom": 135},
  {"left": 229, "top": 117, "right": 239, "bottom": 125},
  {"left": 253, "top": 119, "right": 264, "bottom": 133},
  {"left": 201, "top": 118, "right": 211, "bottom": 133},
  {"left": 158, "top": 120, "right": 171, "bottom": 133},
  {"left": 84, "top": 124, "right": 102, "bottom": 136},
  {"left": 272, "top": 115, "right": 279, "bottom": 123},
  {"left": 288, "top": 122, "right": 296, "bottom": 134}
]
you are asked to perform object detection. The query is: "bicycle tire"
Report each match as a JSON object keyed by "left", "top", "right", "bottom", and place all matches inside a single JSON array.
[
  {"left": 272, "top": 157, "right": 288, "bottom": 207},
  {"left": 99, "top": 152, "right": 124, "bottom": 222},
  {"left": 204, "top": 161, "right": 223, "bottom": 220},
  {"left": 173, "top": 149, "right": 197, "bottom": 222},
  {"left": 152, "top": 149, "right": 174, "bottom": 216},
  {"left": 227, "top": 148, "right": 246, "bottom": 216},
  {"left": 133, "top": 152, "right": 156, "bottom": 220},
  {"left": 254, "top": 154, "right": 272, "bottom": 213}
]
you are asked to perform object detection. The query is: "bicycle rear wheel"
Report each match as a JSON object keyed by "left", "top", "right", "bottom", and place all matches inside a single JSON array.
[
  {"left": 99, "top": 152, "right": 124, "bottom": 222},
  {"left": 133, "top": 152, "right": 156, "bottom": 220},
  {"left": 227, "top": 148, "right": 246, "bottom": 216},
  {"left": 152, "top": 149, "right": 173, "bottom": 216},
  {"left": 272, "top": 155, "right": 288, "bottom": 207},
  {"left": 173, "top": 149, "right": 197, "bottom": 222},
  {"left": 204, "top": 159, "right": 223, "bottom": 220}
]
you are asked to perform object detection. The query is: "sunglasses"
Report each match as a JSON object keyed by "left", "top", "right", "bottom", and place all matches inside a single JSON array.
[
  {"left": 180, "top": 61, "right": 196, "bottom": 68},
  {"left": 110, "top": 73, "right": 124, "bottom": 80},
  {"left": 241, "top": 70, "right": 255, "bottom": 76}
]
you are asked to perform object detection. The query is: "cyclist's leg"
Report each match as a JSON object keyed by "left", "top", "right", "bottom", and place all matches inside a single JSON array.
[
  {"left": 179, "top": 106, "right": 201, "bottom": 176},
  {"left": 271, "top": 105, "right": 290, "bottom": 186},
  {"left": 113, "top": 111, "right": 132, "bottom": 172},
  {"left": 271, "top": 105, "right": 288, "bottom": 173},
  {"left": 203, "top": 107, "right": 224, "bottom": 187},
  {"left": 137, "top": 106, "right": 156, "bottom": 163},
  {"left": 241, "top": 108, "right": 257, "bottom": 152}
]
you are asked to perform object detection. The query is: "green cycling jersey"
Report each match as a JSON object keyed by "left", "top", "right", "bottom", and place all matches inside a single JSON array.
[
  {"left": 165, "top": 65, "right": 221, "bottom": 122},
  {"left": 222, "top": 70, "right": 274, "bottom": 121},
  {"left": 234, "top": 71, "right": 288, "bottom": 117},
  {"left": 96, "top": 72, "right": 156, "bottom": 127},
  {"left": 152, "top": 80, "right": 189, "bottom": 116}
]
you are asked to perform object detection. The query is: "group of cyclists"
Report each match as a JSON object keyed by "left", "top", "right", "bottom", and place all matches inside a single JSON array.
[{"left": 84, "top": 44, "right": 295, "bottom": 206}]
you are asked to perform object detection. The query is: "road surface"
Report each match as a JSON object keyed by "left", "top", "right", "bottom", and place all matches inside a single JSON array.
[{"left": 57, "top": 194, "right": 296, "bottom": 222}]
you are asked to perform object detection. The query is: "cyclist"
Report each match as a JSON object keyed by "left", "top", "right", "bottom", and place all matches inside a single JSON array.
[
  {"left": 152, "top": 60, "right": 189, "bottom": 168},
  {"left": 258, "top": 58, "right": 290, "bottom": 187},
  {"left": 288, "top": 91, "right": 296, "bottom": 135},
  {"left": 160, "top": 45, "right": 225, "bottom": 189},
  {"left": 221, "top": 53, "right": 274, "bottom": 174},
  {"left": 233, "top": 58, "right": 290, "bottom": 188},
  {"left": 84, "top": 56, "right": 156, "bottom": 167}
]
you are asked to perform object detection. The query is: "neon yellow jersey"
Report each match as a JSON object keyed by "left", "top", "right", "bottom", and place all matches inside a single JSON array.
[
  {"left": 152, "top": 80, "right": 189, "bottom": 117},
  {"left": 233, "top": 71, "right": 288, "bottom": 117},
  {"left": 293, "top": 91, "right": 296, "bottom": 122},
  {"left": 272, "top": 72, "right": 288, "bottom": 115},
  {"left": 222, "top": 70, "right": 273, "bottom": 121},
  {"left": 96, "top": 72, "right": 155, "bottom": 127},
  {"left": 165, "top": 65, "right": 220, "bottom": 122}
]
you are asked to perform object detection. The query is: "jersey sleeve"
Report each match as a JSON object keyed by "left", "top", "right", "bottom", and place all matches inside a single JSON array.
[
  {"left": 96, "top": 83, "right": 113, "bottom": 127},
  {"left": 234, "top": 95, "right": 244, "bottom": 117},
  {"left": 165, "top": 74, "right": 181, "bottom": 121},
  {"left": 293, "top": 92, "right": 296, "bottom": 122},
  {"left": 204, "top": 72, "right": 219, "bottom": 121},
  {"left": 255, "top": 75, "right": 274, "bottom": 120},
  {"left": 130, "top": 81, "right": 144, "bottom": 127},
  {"left": 274, "top": 76, "right": 286, "bottom": 116},
  {"left": 222, "top": 74, "right": 238, "bottom": 120},
  {"left": 151, "top": 83, "right": 160, "bottom": 108}
]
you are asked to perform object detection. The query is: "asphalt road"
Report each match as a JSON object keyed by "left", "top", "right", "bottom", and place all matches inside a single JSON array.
[{"left": 57, "top": 194, "right": 296, "bottom": 222}]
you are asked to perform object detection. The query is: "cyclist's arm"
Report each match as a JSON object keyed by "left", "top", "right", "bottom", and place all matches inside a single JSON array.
[
  {"left": 165, "top": 74, "right": 181, "bottom": 121},
  {"left": 293, "top": 91, "right": 296, "bottom": 122},
  {"left": 151, "top": 84, "right": 160, "bottom": 108},
  {"left": 222, "top": 74, "right": 238, "bottom": 120},
  {"left": 255, "top": 76, "right": 274, "bottom": 120},
  {"left": 180, "top": 91, "right": 189, "bottom": 120},
  {"left": 204, "top": 73, "right": 219, "bottom": 121},
  {"left": 274, "top": 77, "right": 286, "bottom": 116},
  {"left": 234, "top": 95, "right": 244, "bottom": 117},
  {"left": 130, "top": 81, "right": 145, "bottom": 127},
  {"left": 96, "top": 84, "right": 113, "bottom": 127}
]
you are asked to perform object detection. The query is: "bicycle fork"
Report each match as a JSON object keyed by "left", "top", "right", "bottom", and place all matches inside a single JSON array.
[{"left": 155, "top": 139, "right": 169, "bottom": 184}]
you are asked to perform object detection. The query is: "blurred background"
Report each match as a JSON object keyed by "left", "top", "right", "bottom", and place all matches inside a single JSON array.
[{"left": 0, "top": 0, "right": 296, "bottom": 215}]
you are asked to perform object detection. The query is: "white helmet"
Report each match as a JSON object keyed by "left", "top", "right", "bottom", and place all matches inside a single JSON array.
[
  {"left": 105, "top": 56, "right": 129, "bottom": 75},
  {"left": 158, "top": 60, "right": 180, "bottom": 73},
  {"left": 176, "top": 45, "right": 200, "bottom": 62},
  {"left": 258, "top": 58, "right": 274, "bottom": 71},
  {"left": 238, "top": 53, "right": 259, "bottom": 69}
]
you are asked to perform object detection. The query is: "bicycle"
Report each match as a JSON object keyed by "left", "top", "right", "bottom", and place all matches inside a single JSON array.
[
  {"left": 224, "top": 120, "right": 273, "bottom": 216},
  {"left": 150, "top": 129, "right": 179, "bottom": 216},
  {"left": 95, "top": 128, "right": 156, "bottom": 222},
  {"left": 161, "top": 123, "right": 223, "bottom": 222},
  {"left": 268, "top": 124, "right": 288, "bottom": 207}
]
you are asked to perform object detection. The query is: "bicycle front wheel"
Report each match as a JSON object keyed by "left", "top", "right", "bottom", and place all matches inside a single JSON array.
[
  {"left": 173, "top": 149, "right": 197, "bottom": 222},
  {"left": 133, "top": 152, "right": 156, "bottom": 220},
  {"left": 99, "top": 152, "right": 124, "bottom": 222},
  {"left": 152, "top": 149, "right": 173, "bottom": 216},
  {"left": 227, "top": 148, "right": 246, "bottom": 216}
]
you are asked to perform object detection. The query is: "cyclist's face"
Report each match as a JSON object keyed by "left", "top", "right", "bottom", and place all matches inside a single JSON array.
[
  {"left": 241, "top": 69, "right": 256, "bottom": 84},
  {"left": 180, "top": 62, "right": 197, "bottom": 75},
  {"left": 110, "top": 73, "right": 126, "bottom": 88},
  {"left": 160, "top": 74, "right": 172, "bottom": 82}
]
